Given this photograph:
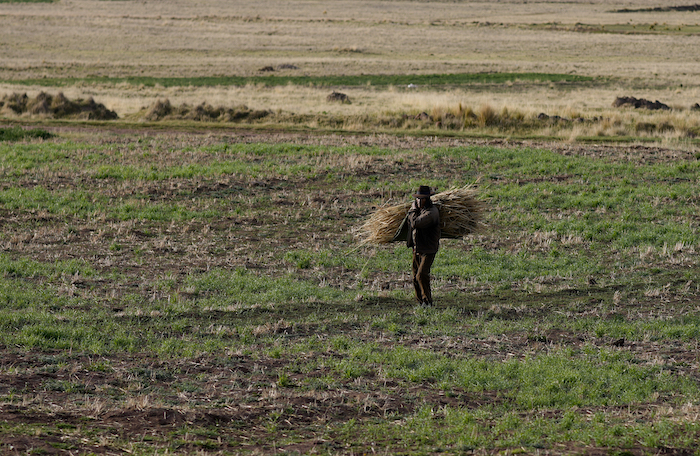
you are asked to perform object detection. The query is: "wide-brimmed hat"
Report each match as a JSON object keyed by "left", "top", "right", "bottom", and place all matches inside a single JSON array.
[{"left": 413, "top": 185, "right": 435, "bottom": 198}]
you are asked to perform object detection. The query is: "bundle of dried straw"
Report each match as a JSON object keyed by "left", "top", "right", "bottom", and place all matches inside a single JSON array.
[{"left": 356, "top": 185, "right": 486, "bottom": 245}]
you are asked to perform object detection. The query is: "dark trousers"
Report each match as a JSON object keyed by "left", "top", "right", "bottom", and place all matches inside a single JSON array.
[{"left": 412, "top": 251, "right": 436, "bottom": 304}]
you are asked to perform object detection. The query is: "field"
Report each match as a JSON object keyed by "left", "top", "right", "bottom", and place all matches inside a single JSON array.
[
  {"left": 2, "top": 0, "right": 700, "bottom": 455},
  {"left": 3, "top": 0, "right": 700, "bottom": 141}
]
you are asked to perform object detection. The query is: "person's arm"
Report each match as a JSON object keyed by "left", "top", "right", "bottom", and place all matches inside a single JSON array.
[
  {"left": 407, "top": 200, "right": 419, "bottom": 226},
  {"left": 412, "top": 205, "right": 438, "bottom": 229}
]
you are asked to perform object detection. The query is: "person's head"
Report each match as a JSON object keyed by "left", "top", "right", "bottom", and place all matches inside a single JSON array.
[{"left": 414, "top": 185, "right": 434, "bottom": 208}]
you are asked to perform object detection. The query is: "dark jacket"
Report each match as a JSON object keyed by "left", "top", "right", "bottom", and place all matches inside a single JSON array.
[{"left": 407, "top": 201, "right": 440, "bottom": 254}]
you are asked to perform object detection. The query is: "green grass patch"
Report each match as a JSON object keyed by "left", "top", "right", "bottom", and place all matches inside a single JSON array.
[
  {"left": 3, "top": 72, "right": 595, "bottom": 88},
  {"left": 0, "top": 126, "right": 53, "bottom": 141}
]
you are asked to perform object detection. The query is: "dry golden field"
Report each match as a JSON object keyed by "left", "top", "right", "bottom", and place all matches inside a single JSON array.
[{"left": 1, "top": 0, "right": 700, "bottom": 139}]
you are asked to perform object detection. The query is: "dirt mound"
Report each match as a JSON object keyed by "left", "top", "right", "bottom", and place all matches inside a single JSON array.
[
  {"left": 613, "top": 96, "right": 670, "bottom": 110},
  {"left": 327, "top": 91, "right": 351, "bottom": 103},
  {"left": 415, "top": 111, "right": 431, "bottom": 121},
  {"left": 0, "top": 92, "right": 118, "bottom": 120},
  {"left": 140, "top": 99, "right": 272, "bottom": 122},
  {"left": 614, "top": 4, "right": 700, "bottom": 12}
]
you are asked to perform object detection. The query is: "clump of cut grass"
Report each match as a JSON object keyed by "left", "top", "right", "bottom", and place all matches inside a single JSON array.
[
  {"left": 0, "top": 92, "right": 118, "bottom": 120},
  {"left": 436, "top": 186, "right": 488, "bottom": 236},
  {"left": 355, "top": 184, "right": 485, "bottom": 245},
  {"left": 356, "top": 203, "right": 409, "bottom": 245},
  {"left": 134, "top": 98, "right": 272, "bottom": 122}
]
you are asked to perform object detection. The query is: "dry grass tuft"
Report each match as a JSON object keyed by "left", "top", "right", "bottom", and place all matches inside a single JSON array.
[
  {"left": 477, "top": 104, "right": 498, "bottom": 128},
  {"left": 356, "top": 185, "right": 486, "bottom": 245}
]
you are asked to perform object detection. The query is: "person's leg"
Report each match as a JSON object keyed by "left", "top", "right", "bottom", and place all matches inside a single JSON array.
[
  {"left": 415, "top": 253, "right": 436, "bottom": 304},
  {"left": 412, "top": 250, "right": 422, "bottom": 303}
]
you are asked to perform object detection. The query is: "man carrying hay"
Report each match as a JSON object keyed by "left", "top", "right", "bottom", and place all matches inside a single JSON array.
[
  {"left": 407, "top": 186, "right": 441, "bottom": 306},
  {"left": 356, "top": 183, "right": 485, "bottom": 304}
]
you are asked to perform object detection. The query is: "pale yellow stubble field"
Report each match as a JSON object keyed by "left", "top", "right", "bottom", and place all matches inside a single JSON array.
[{"left": 1, "top": 0, "right": 700, "bottom": 122}]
